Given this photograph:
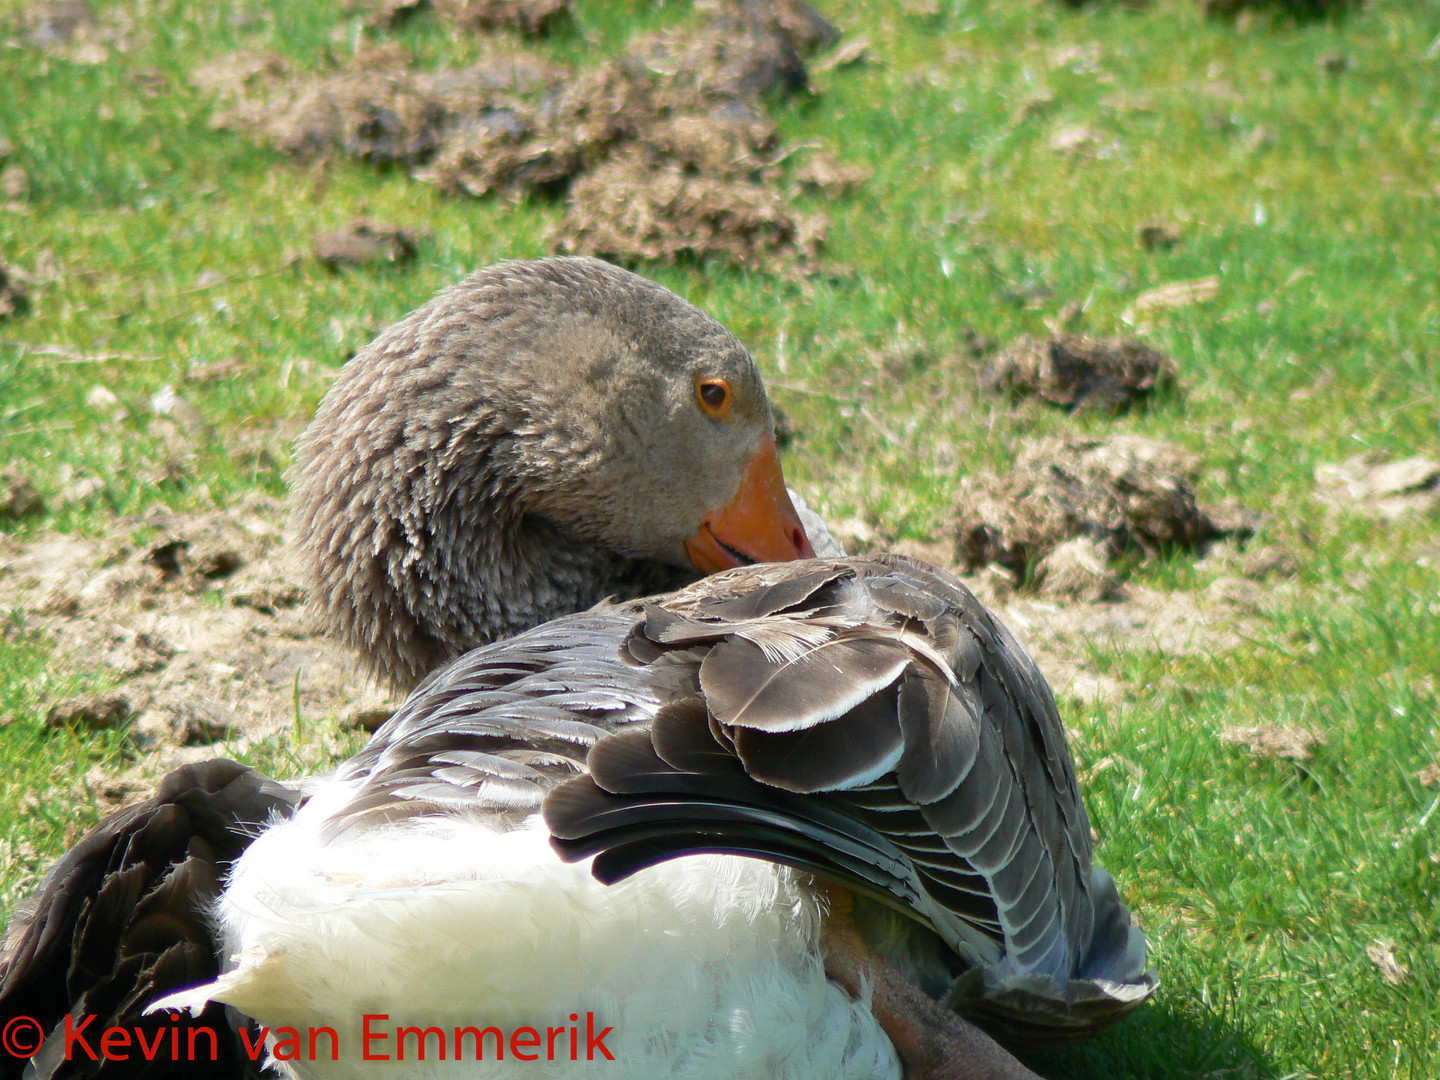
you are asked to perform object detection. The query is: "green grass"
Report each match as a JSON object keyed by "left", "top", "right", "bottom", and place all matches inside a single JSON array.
[
  {"left": 2, "top": 0, "right": 1438, "bottom": 1076},
  {"left": 0, "top": 629, "right": 131, "bottom": 914}
]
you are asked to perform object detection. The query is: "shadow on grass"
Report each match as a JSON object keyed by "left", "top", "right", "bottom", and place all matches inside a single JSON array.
[
  {"left": 1059, "top": 0, "right": 1358, "bottom": 23},
  {"left": 1024, "top": 997, "right": 1279, "bottom": 1079},
  {"left": 1199, "top": 0, "right": 1358, "bottom": 22}
]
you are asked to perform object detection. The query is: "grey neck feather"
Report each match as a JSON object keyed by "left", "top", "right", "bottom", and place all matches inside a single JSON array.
[
  {"left": 395, "top": 500, "right": 694, "bottom": 687},
  {"left": 297, "top": 399, "right": 695, "bottom": 691}
]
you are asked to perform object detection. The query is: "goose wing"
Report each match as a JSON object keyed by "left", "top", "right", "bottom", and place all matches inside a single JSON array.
[
  {"left": 317, "top": 610, "right": 686, "bottom": 838},
  {"left": 543, "top": 555, "right": 1155, "bottom": 1043}
]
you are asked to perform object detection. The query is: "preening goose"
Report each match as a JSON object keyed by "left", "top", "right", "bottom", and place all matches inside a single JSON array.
[
  {"left": 0, "top": 259, "right": 1154, "bottom": 1080},
  {"left": 290, "top": 255, "right": 816, "bottom": 689}
]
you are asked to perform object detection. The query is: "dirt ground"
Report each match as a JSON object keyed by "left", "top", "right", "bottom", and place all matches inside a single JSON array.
[{"left": 0, "top": 496, "right": 393, "bottom": 807}]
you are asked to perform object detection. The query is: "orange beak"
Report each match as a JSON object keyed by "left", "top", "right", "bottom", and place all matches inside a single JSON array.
[{"left": 684, "top": 434, "right": 816, "bottom": 574}]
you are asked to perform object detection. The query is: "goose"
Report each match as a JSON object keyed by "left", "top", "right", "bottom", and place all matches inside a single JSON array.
[{"left": 0, "top": 259, "right": 1155, "bottom": 1080}]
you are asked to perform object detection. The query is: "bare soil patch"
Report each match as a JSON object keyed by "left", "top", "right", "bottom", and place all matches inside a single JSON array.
[
  {"left": 992, "top": 582, "right": 1260, "bottom": 705},
  {"left": 953, "top": 435, "right": 1257, "bottom": 597},
  {"left": 1, "top": 477, "right": 1275, "bottom": 802},
  {"left": 1314, "top": 455, "right": 1440, "bottom": 521},
  {"left": 1219, "top": 724, "right": 1326, "bottom": 762},
  {"left": 0, "top": 498, "right": 396, "bottom": 780},
  {"left": 192, "top": 1, "right": 863, "bottom": 269}
]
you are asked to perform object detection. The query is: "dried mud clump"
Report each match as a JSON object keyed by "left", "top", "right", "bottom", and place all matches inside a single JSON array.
[
  {"left": 192, "top": 0, "right": 859, "bottom": 269},
  {"left": 0, "top": 261, "right": 31, "bottom": 319},
  {"left": 1036, "top": 536, "right": 1122, "bottom": 603},
  {"left": 748, "top": 0, "right": 840, "bottom": 54},
  {"left": 558, "top": 155, "right": 825, "bottom": 271},
  {"left": 190, "top": 45, "right": 557, "bottom": 166},
  {"left": 633, "top": 0, "right": 814, "bottom": 100},
  {"left": 441, "top": 0, "right": 570, "bottom": 34},
  {"left": 408, "top": 59, "right": 792, "bottom": 199},
  {"left": 438, "top": 0, "right": 570, "bottom": 34},
  {"left": 1, "top": 468, "right": 43, "bottom": 520},
  {"left": 955, "top": 436, "right": 1252, "bottom": 596},
  {"left": 356, "top": 0, "right": 572, "bottom": 35},
  {"left": 984, "top": 335, "right": 1177, "bottom": 413},
  {"left": 314, "top": 220, "right": 420, "bottom": 269},
  {"left": 142, "top": 531, "right": 246, "bottom": 586},
  {"left": 45, "top": 692, "right": 134, "bottom": 732}
]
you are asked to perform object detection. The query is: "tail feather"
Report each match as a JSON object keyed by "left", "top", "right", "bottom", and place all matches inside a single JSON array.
[
  {"left": 943, "top": 965, "right": 1159, "bottom": 1048},
  {"left": 941, "top": 864, "right": 1157, "bottom": 1046},
  {"left": 0, "top": 760, "right": 300, "bottom": 1080}
]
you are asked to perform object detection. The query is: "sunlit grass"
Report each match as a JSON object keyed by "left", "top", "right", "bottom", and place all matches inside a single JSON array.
[{"left": 2, "top": 0, "right": 1438, "bottom": 1075}]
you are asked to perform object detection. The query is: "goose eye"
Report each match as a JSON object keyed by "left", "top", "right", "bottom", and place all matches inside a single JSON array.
[{"left": 697, "top": 378, "right": 732, "bottom": 418}]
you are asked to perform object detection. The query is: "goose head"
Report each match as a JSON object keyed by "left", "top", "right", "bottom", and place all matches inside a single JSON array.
[{"left": 291, "top": 256, "right": 814, "bottom": 689}]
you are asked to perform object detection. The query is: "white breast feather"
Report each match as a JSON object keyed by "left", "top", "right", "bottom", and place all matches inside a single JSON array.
[{"left": 154, "top": 779, "right": 901, "bottom": 1080}]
